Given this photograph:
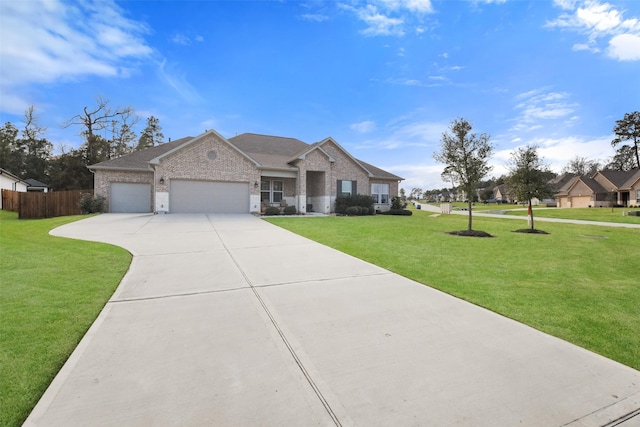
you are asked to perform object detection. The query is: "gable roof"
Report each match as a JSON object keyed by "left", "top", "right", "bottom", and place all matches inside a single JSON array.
[
  {"left": 594, "top": 169, "right": 637, "bottom": 189},
  {"left": 229, "top": 133, "right": 308, "bottom": 170},
  {"left": 620, "top": 168, "right": 640, "bottom": 189},
  {"left": 557, "top": 175, "right": 607, "bottom": 195},
  {"left": 89, "top": 131, "right": 403, "bottom": 180},
  {"left": 89, "top": 137, "right": 194, "bottom": 171},
  {"left": 0, "top": 168, "right": 28, "bottom": 184}
]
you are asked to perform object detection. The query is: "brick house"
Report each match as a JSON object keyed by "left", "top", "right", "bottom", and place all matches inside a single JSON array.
[
  {"left": 89, "top": 130, "right": 403, "bottom": 214},
  {"left": 555, "top": 168, "right": 640, "bottom": 208}
]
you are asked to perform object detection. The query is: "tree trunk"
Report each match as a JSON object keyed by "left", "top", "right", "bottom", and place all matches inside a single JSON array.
[
  {"left": 528, "top": 199, "right": 534, "bottom": 230},
  {"left": 467, "top": 199, "right": 473, "bottom": 231}
]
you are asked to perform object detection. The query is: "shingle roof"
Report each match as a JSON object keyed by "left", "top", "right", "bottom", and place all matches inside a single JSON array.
[
  {"left": 25, "top": 178, "right": 48, "bottom": 187},
  {"left": 89, "top": 132, "right": 403, "bottom": 180},
  {"left": 597, "top": 169, "right": 637, "bottom": 188},
  {"left": 228, "top": 133, "right": 308, "bottom": 170},
  {"left": 620, "top": 168, "right": 640, "bottom": 189},
  {"left": 89, "top": 137, "right": 194, "bottom": 170}
]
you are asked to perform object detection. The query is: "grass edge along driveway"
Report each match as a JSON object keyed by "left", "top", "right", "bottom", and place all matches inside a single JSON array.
[
  {"left": 267, "top": 210, "right": 640, "bottom": 372},
  {"left": 0, "top": 211, "right": 131, "bottom": 427}
]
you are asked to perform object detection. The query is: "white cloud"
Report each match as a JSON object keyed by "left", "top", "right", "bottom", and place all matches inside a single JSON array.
[
  {"left": 301, "top": 13, "right": 330, "bottom": 22},
  {"left": 157, "top": 60, "right": 203, "bottom": 104},
  {"left": 511, "top": 90, "right": 578, "bottom": 132},
  {"left": 339, "top": 0, "right": 434, "bottom": 37},
  {"left": 546, "top": 0, "right": 640, "bottom": 61},
  {"left": 608, "top": 33, "right": 640, "bottom": 60},
  {"left": 351, "top": 120, "right": 377, "bottom": 133},
  {"left": 0, "top": 0, "right": 153, "bottom": 113},
  {"left": 171, "top": 33, "right": 191, "bottom": 45}
]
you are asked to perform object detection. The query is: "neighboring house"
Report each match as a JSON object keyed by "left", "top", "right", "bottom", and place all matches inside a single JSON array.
[
  {"left": 492, "top": 184, "right": 513, "bottom": 203},
  {"left": 556, "top": 168, "right": 640, "bottom": 207},
  {"left": 0, "top": 168, "right": 29, "bottom": 210},
  {"left": 25, "top": 178, "right": 49, "bottom": 192},
  {"left": 89, "top": 130, "right": 403, "bottom": 214}
]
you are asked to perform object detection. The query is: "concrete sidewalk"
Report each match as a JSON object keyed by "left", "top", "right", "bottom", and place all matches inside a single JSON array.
[
  {"left": 25, "top": 213, "right": 640, "bottom": 426},
  {"left": 416, "top": 202, "right": 640, "bottom": 229}
]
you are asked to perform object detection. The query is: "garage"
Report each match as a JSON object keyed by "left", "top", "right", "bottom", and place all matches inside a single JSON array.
[
  {"left": 570, "top": 195, "right": 591, "bottom": 208},
  {"left": 110, "top": 183, "right": 152, "bottom": 213},
  {"left": 170, "top": 180, "right": 250, "bottom": 214}
]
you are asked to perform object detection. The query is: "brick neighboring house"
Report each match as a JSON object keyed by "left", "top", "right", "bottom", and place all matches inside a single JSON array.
[
  {"left": 89, "top": 130, "right": 403, "bottom": 214},
  {"left": 555, "top": 168, "right": 640, "bottom": 208}
]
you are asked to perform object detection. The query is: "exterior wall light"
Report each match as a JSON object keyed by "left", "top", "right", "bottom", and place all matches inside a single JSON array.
[{"left": 159, "top": 177, "right": 165, "bottom": 185}]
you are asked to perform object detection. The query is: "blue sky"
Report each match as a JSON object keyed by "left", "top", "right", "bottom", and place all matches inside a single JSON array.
[{"left": 1, "top": 0, "right": 639, "bottom": 191}]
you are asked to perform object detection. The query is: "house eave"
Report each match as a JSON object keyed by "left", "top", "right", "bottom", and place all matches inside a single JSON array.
[{"left": 88, "top": 165, "right": 152, "bottom": 173}]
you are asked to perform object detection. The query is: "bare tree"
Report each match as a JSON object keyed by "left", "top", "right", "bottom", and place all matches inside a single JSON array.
[
  {"left": 562, "top": 155, "right": 600, "bottom": 176},
  {"left": 612, "top": 111, "right": 640, "bottom": 170},
  {"left": 434, "top": 118, "right": 493, "bottom": 232},
  {"left": 64, "top": 96, "right": 136, "bottom": 165}
]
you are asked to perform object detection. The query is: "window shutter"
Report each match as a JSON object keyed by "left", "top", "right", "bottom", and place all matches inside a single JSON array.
[
  {"left": 353, "top": 181, "right": 357, "bottom": 195},
  {"left": 337, "top": 180, "right": 342, "bottom": 197}
]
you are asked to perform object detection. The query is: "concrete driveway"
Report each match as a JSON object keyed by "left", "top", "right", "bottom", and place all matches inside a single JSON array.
[{"left": 25, "top": 214, "right": 640, "bottom": 426}]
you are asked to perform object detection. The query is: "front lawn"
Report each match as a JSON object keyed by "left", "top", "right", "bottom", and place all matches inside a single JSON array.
[
  {"left": 0, "top": 211, "right": 131, "bottom": 427},
  {"left": 267, "top": 211, "right": 640, "bottom": 370},
  {"left": 506, "top": 206, "right": 640, "bottom": 224}
]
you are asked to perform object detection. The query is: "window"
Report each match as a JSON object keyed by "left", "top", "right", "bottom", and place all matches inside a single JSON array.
[
  {"left": 338, "top": 180, "right": 357, "bottom": 197},
  {"left": 261, "top": 180, "right": 283, "bottom": 204},
  {"left": 371, "top": 183, "right": 390, "bottom": 204}
]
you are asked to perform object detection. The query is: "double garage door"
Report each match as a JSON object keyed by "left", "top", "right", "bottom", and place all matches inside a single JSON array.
[{"left": 170, "top": 180, "right": 249, "bottom": 214}]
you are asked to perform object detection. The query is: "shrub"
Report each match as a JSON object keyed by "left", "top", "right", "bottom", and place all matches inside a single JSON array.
[
  {"left": 391, "top": 196, "right": 407, "bottom": 210},
  {"left": 335, "top": 194, "right": 375, "bottom": 215},
  {"left": 79, "top": 194, "right": 106, "bottom": 214},
  {"left": 264, "top": 206, "right": 281, "bottom": 216},
  {"left": 345, "top": 206, "right": 360, "bottom": 216},
  {"left": 283, "top": 205, "right": 297, "bottom": 215},
  {"left": 379, "top": 209, "right": 413, "bottom": 216}
]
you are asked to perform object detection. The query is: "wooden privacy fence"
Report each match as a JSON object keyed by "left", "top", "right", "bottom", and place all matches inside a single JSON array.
[
  {"left": 1, "top": 189, "right": 93, "bottom": 219},
  {"left": 1, "top": 189, "right": 19, "bottom": 211}
]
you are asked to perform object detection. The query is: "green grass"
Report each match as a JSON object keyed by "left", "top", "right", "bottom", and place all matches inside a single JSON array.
[
  {"left": 506, "top": 206, "right": 640, "bottom": 224},
  {"left": 267, "top": 210, "right": 640, "bottom": 370},
  {"left": 0, "top": 211, "right": 131, "bottom": 427}
]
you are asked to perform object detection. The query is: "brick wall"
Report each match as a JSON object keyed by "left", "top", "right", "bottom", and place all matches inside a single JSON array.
[
  {"left": 94, "top": 169, "right": 153, "bottom": 212},
  {"left": 155, "top": 133, "right": 261, "bottom": 194}
]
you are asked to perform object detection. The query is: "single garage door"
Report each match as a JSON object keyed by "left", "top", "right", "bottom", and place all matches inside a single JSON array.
[
  {"left": 170, "top": 180, "right": 249, "bottom": 213},
  {"left": 570, "top": 195, "right": 591, "bottom": 208},
  {"left": 110, "top": 183, "right": 151, "bottom": 213}
]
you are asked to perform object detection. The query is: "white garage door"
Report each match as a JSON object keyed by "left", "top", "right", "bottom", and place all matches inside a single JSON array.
[
  {"left": 110, "top": 183, "right": 151, "bottom": 213},
  {"left": 170, "top": 180, "right": 249, "bottom": 214}
]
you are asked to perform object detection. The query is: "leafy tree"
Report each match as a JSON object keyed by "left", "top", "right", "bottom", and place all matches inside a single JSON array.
[
  {"left": 433, "top": 118, "right": 493, "bottom": 231},
  {"left": 612, "top": 111, "right": 640, "bottom": 170},
  {"left": 507, "top": 146, "right": 554, "bottom": 231},
  {"left": 108, "top": 110, "right": 139, "bottom": 158},
  {"left": 21, "top": 106, "right": 52, "bottom": 182},
  {"left": 409, "top": 187, "right": 423, "bottom": 200},
  {"left": 137, "top": 116, "right": 164, "bottom": 150},
  {"left": 606, "top": 145, "right": 637, "bottom": 171},
  {"left": 0, "top": 122, "right": 21, "bottom": 173},
  {"left": 48, "top": 148, "right": 91, "bottom": 190},
  {"left": 562, "top": 155, "right": 600, "bottom": 176}
]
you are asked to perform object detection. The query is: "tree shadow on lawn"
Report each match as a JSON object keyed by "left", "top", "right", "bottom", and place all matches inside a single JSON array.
[
  {"left": 512, "top": 229, "right": 549, "bottom": 234},
  {"left": 446, "top": 230, "right": 494, "bottom": 237}
]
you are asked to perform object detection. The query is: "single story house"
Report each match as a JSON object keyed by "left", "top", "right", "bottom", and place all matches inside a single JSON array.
[
  {"left": 25, "top": 178, "right": 49, "bottom": 192},
  {"left": 0, "top": 168, "right": 29, "bottom": 210},
  {"left": 492, "top": 184, "right": 514, "bottom": 203},
  {"left": 89, "top": 130, "right": 403, "bottom": 214},
  {"left": 556, "top": 168, "right": 640, "bottom": 208}
]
